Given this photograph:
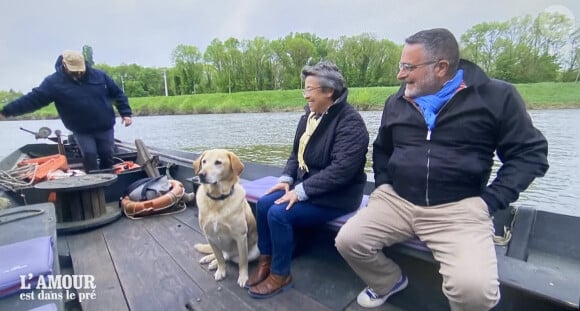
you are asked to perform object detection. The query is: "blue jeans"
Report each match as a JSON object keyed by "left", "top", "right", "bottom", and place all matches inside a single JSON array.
[
  {"left": 74, "top": 128, "right": 115, "bottom": 172},
  {"left": 256, "top": 190, "right": 347, "bottom": 275}
]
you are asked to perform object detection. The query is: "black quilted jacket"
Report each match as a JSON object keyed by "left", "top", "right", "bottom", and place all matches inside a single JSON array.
[{"left": 282, "top": 89, "right": 369, "bottom": 212}]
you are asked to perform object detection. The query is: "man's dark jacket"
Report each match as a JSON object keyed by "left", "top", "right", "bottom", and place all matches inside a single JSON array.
[
  {"left": 1, "top": 55, "right": 132, "bottom": 134},
  {"left": 373, "top": 59, "right": 549, "bottom": 213},
  {"left": 283, "top": 89, "right": 369, "bottom": 212}
]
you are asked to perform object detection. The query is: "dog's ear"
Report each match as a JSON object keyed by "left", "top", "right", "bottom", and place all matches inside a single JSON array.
[
  {"left": 227, "top": 151, "right": 244, "bottom": 176},
  {"left": 193, "top": 151, "right": 206, "bottom": 174}
]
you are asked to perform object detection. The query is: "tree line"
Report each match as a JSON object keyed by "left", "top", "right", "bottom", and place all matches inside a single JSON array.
[{"left": 3, "top": 11, "right": 579, "bottom": 100}]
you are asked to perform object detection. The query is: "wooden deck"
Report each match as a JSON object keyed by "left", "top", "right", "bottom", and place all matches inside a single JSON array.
[
  {"left": 59, "top": 206, "right": 355, "bottom": 311},
  {"left": 56, "top": 203, "right": 458, "bottom": 311}
]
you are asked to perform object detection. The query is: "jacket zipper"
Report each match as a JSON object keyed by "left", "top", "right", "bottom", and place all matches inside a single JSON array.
[
  {"left": 404, "top": 85, "right": 466, "bottom": 206},
  {"left": 405, "top": 98, "right": 433, "bottom": 206},
  {"left": 423, "top": 96, "right": 458, "bottom": 206},
  {"left": 425, "top": 147, "right": 431, "bottom": 205}
]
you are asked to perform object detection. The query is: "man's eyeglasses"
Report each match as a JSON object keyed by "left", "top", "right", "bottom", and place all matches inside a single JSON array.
[
  {"left": 398, "top": 60, "right": 439, "bottom": 73},
  {"left": 302, "top": 87, "right": 322, "bottom": 96}
]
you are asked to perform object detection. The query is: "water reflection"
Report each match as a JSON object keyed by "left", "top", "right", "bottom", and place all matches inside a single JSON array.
[{"left": 184, "top": 144, "right": 293, "bottom": 167}]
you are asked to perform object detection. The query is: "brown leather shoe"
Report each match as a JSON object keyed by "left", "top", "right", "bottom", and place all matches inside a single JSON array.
[
  {"left": 248, "top": 274, "right": 293, "bottom": 299},
  {"left": 245, "top": 255, "right": 271, "bottom": 288}
]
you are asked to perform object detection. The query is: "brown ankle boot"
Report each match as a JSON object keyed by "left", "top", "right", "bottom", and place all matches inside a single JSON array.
[
  {"left": 248, "top": 273, "right": 293, "bottom": 299},
  {"left": 245, "top": 255, "right": 271, "bottom": 288}
]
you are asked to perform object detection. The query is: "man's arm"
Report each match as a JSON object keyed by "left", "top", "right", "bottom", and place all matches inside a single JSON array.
[
  {"left": 481, "top": 83, "right": 549, "bottom": 213},
  {"left": 1, "top": 79, "right": 54, "bottom": 117},
  {"left": 104, "top": 74, "right": 132, "bottom": 117}
]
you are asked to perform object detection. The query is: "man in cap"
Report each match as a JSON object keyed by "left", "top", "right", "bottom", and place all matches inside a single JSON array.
[{"left": 0, "top": 50, "right": 133, "bottom": 172}]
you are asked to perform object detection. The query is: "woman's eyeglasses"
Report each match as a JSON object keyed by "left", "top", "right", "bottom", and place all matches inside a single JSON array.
[{"left": 302, "top": 87, "right": 322, "bottom": 96}]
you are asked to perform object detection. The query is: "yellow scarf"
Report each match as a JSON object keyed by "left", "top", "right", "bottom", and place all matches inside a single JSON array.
[{"left": 298, "top": 112, "right": 321, "bottom": 172}]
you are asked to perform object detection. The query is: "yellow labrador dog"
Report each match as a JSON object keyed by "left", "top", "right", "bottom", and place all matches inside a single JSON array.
[{"left": 193, "top": 149, "right": 259, "bottom": 287}]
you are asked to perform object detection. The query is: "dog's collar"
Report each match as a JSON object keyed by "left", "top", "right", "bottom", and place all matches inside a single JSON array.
[{"left": 206, "top": 186, "right": 235, "bottom": 201}]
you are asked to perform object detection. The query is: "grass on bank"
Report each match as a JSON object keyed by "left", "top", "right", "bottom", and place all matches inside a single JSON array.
[{"left": 6, "top": 82, "right": 580, "bottom": 119}]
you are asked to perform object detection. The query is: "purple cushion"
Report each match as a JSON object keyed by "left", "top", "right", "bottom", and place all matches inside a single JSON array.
[
  {"left": 28, "top": 303, "right": 57, "bottom": 311},
  {"left": 242, "top": 176, "right": 279, "bottom": 203},
  {"left": 0, "top": 236, "right": 54, "bottom": 297}
]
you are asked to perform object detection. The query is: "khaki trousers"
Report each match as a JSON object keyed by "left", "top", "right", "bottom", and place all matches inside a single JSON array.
[{"left": 335, "top": 184, "right": 500, "bottom": 311}]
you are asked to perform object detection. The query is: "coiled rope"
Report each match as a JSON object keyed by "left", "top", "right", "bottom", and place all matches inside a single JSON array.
[{"left": 0, "top": 163, "right": 37, "bottom": 191}]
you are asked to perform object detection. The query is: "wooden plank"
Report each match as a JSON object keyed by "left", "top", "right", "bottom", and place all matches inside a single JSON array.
[
  {"left": 67, "top": 228, "right": 129, "bottom": 311},
  {"left": 80, "top": 191, "right": 95, "bottom": 219},
  {"left": 144, "top": 211, "right": 260, "bottom": 311},
  {"left": 172, "top": 206, "right": 204, "bottom": 235},
  {"left": 101, "top": 215, "right": 203, "bottom": 311},
  {"left": 97, "top": 189, "right": 107, "bottom": 215},
  {"left": 345, "top": 301, "right": 407, "bottom": 311},
  {"left": 141, "top": 210, "right": 220, "bottom": 292},
  {"left": 186, "top": 288, "right": 256, "bottom": 311},
  {"left": 54, "top": 193, "right": 63, "bottom": 222},
  {"left": 186, "top": 286, "right": 334, "bottom": 311},
  {"left": 68, "top": 193, "right": 82, "bottom": 221},
  {"left": 81, "top": 189, "right": 93, "bottom": 219},
  {"left": 90, "top": 190, "right": 100, "bottom": 216},
  {"left": 155, "top": 209, "right": 334, "bottom": 311}
]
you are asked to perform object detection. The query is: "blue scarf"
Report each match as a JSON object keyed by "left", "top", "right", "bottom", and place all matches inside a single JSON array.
[{"left": 414, "top": 69, "right": 464, "bottom": 130}]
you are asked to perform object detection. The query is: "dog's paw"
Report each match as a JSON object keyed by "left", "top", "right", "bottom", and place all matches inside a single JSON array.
[
  {"left": 208, "top": 259, "right": 218, "bottom": 271},
  {"left": 214, "top": 268, "right": 226, "bottom": 281},
  {"left": 237, "top": 274, "right": 249, "bottom": 288},
  {"left": 199, "top": 254, "right": 215, "bottom": 265}
]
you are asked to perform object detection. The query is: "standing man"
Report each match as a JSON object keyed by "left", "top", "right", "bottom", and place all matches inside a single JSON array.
[
  {"left": 0, "top": 50, "right": 133, "bottom": 172},
  {"left": 335, "top": 28, "right": 549, "bottom": 310}
]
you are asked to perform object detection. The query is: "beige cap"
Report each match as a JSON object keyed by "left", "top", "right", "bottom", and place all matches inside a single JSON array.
[{"left": 62, "top": 50, "right": 86, "bottom": 71}]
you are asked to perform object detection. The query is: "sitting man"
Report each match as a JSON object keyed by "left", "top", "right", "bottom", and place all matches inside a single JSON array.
[{"left": 335, "top": 28, "right": 549, "bottom": 310}]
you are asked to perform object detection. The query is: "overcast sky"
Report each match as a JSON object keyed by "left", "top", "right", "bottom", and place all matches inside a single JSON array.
[{"left": 1, "top": 0, "right": 578, "bottom": 92}]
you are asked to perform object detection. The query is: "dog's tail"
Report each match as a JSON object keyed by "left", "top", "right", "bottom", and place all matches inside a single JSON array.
[{"left": 193, "top": 243, "right": 213, "bottom": 254}]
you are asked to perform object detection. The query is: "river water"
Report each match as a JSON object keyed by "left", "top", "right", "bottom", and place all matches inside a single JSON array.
[{"left": 1, "top": 109, "right": 578, "bottom": 217}]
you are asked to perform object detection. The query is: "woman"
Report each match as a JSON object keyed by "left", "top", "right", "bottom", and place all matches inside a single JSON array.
[{"left": 247, "top": 61, "right": 369, "bottom": 298}]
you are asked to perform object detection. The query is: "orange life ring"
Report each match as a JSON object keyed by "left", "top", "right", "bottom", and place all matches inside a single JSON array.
[
  {"left": 120, "top": 179, "right": 185, "bottom": 217},
  {"left": 113, "top": 161, "right": 140, "bottom": 174}
]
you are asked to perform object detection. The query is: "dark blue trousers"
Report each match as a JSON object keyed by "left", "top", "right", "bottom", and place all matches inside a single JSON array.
[
  {"left": 256, "top": 190, "right": 347, "bottom": 275},
  {"left": 74, "top": 128, "right": 115, "bottom": 172}
]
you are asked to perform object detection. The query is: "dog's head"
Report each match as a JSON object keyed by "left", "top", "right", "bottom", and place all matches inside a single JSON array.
[{"left": 193, "top": 149, "right": 244, "bottom": 185}]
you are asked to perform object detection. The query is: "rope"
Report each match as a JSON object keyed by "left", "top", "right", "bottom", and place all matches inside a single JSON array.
[
  {"left": 493, "top": 206, "right": 517, "bottom": 246},
  {"left": 124, "top": 199, "right": 187, "bottom": 220},
  {"left": 0, "top": 163, "right": 38, "bottom": 191}
]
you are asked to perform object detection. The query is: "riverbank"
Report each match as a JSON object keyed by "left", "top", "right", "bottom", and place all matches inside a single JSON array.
[{"left": 4, "top": 82, "right": 579, "bottom": 119}]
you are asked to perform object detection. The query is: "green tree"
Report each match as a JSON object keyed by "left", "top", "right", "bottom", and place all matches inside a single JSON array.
[
  {"left": 172, "top": 45, "right": 203, "bottom": 95},
  {"left": 242, "top": 37, "right": 275, "bottom": 91},
  {"left": 204, "top": 38, "right": 229, "bottom": 93},
  {"left": 328, "top": 34, "right": 400, "bottom": 87}
]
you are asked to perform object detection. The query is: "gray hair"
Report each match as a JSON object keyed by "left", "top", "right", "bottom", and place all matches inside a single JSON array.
[
  {"left": 301, "top": 61, "right": 346, "bottom": 100},
  {"left": 405, "top": 28, "right": 460, "bottom": 73}
]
